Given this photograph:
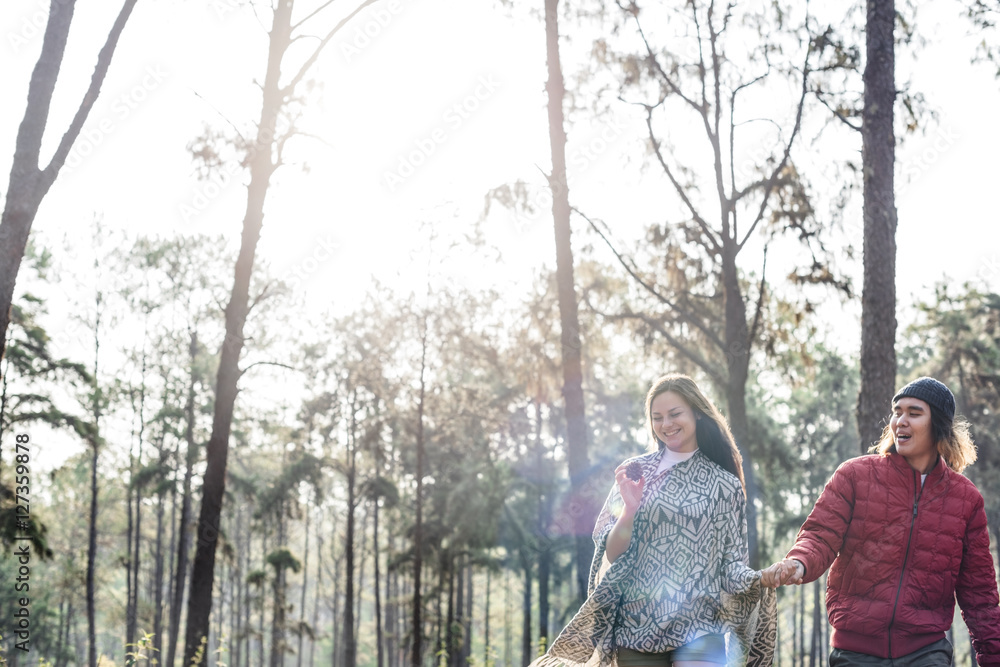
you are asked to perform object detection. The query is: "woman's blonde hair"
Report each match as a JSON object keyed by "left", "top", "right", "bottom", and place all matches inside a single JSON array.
[
  {"left": 644, "top": 373, "right": 746, "bottom": 493},
  {"left": 871, "top": 411, "right": 978, "bottom": 474}
]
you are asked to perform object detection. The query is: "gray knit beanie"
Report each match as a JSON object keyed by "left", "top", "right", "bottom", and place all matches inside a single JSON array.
[{"left": 892, "top": 376, "right": 956, "bottom": 421}]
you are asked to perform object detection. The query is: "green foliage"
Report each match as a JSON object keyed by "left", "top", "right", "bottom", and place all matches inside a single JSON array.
[
  {"left": 253, "top": 451, "right": 327, "bottom": 520},
  {"left": 124, "top": 631, "right": 156, "bottom": 667},
  {"left": 246, "top": 568, "right": 267, "bottom": 587},
  {"left": 266, "top": 546, "right": 302, "bottom": 574},
  {"left": 188, "top": 635, "right": 207, "bottom": 667},
  {"left": 0, "top": 488, "right": 53, "bottom": 558}
]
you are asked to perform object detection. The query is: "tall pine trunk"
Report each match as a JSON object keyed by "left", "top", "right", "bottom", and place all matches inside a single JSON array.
[
  {"left": 484, "top": 564, "right": 492, "bottom": 666},
  {"left": 857, "top": 0, "right": 897, "bottom": 450},
  {"left": 85, "top": 295, "right": 104, "bottom": 667},
  {"left": 411, "top": 314, "right": 428, "bottom": 666},
  {"left": 310, "top": 533, "right": 323, "bottom": 667},
  {"left": 373, "top": 489, "right": 384, "bottom": 667},
  {"left": 342, "top": 402, "right": 359, "bottom": 667},
  {"left": 721, "top": 245, "right": 761, "bottom": 565},
  {"left": 181, "top": 0, "right": 290, "bottom": 658},
  {"left": 269, "top": 523, "right": 289, "bottom": 667},
  {"left": 127, "top": 345, "right": 147, "bottom": 653},
  {"left": 521, "top": 554, "right": 532, "bottom": 667},
  {"left": 298, "top": 503, "right": 311, "bottom": 667},
  {"left": 462, "top": 563, "right": 472, "bottom": 665},
  {"left": 452, "top": 554, "right": 463, "bottom": 667},
  {"left": 167, "top": 331, "right": 200, "bottom": 667},
  {"left": 0, "top": 0, "right": 137, "bottom": 359},
  {"left": 543, "top": 0, "right": 592, "bottom": 602},
  {"left": 153, "top": 487, "right": 166, "bottom": 666},
  {"left": 446, "top": 552, "right": 456, "bottom": 666}
]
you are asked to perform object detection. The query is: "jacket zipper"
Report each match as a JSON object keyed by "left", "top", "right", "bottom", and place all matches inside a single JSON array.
[{"left": 886, "top": 469, "right": 922, "bottom": 658}]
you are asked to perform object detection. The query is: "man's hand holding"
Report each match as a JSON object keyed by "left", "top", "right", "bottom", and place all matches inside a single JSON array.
[{"left": 760, "top": 558, "right": 805, "bottom": 588}]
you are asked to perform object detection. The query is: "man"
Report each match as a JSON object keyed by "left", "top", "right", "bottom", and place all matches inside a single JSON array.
[{"left": 762, "top": 377, "right": 1000, "bottom": 666}]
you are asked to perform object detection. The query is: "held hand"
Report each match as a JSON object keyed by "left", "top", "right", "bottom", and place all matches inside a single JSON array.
[
  {"left": 614, "top": 463, "right": 644, "bottom": 516},
  {"left": 760, "top": 559, "right": 805, "bottom": 588}
]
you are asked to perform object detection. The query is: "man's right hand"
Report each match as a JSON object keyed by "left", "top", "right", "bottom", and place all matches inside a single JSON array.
[{"left": 760, "top": 558, "right": 805, "bottom": 588}]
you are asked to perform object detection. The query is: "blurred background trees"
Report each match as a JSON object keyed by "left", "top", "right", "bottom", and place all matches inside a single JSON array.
[{"left": 1, "top": 0, "right": 997, "bottom": 666}]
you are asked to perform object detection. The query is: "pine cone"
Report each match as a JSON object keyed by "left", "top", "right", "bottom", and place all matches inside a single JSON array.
[{"left": 625, "top": 460, "right": 643, "bottom": 481}]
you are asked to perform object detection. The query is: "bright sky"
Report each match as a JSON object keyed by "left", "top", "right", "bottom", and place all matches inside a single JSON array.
[{"left": 2, "top": 0, "right": 999, "bottom": 471}]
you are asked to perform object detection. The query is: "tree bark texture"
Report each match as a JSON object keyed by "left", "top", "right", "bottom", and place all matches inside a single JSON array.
[
  {"left": 342, "top": 413, "right": 358, "bottom": 667},
  {"left": 181, "top": 0, "right": 289, "bottom": 660},
  {"left": 412, "top": 315, "right": 428, "bottom": 667},
  {"left": 167, "top": 332, "right": 199, "bottom": 667},
  {"left": 721, "top": 245, "right": 761, "bottom": 566},
  {"left": 544, "top": 0, "right": 594, "bottom": 601},
  {"left": 857, "top": 0, "right": 898, "bottom": 452},
  {"left": 0, "top": 0, "right": 137, "bottom": 361}
]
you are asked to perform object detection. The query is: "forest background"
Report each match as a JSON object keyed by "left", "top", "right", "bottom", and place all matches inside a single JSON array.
[{"left": 1, "top": 0, "right": 1000, "bottom": 667}]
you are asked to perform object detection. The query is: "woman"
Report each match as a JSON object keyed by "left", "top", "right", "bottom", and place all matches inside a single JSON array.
[{"left": 532, "top": 374, "right": 775, "bottom": 667}]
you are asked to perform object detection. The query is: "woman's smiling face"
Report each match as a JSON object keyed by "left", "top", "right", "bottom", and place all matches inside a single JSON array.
[{"left": 650, "top": 390, "right": 699, "bottom": 453}]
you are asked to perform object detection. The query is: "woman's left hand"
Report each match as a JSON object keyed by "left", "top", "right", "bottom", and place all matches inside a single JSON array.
[{"left": 614, "top": 463, "right": 644, "bottom": 517}]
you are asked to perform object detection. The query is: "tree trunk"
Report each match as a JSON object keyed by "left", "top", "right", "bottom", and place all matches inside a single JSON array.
[
  {"left": 126, "top": 453, "right": 136, "bottom": 654},
  {"left": 505, "top": 566, "right": 513, "bottom": 667},
  {"left": 86, "top": 437, "right": 99, "bottom": 667},
  {"left": 385, "top": 554, "right": 395, "bottom": 667},
  {"left": 463, "top": 562, "right": 473, "bottom": 664},
  {"left": 484, "top": 564, "right": 491, "bottom": 666},
  {"left": 374, "top": 493, "right": 384, "bottom": 667},
  {"left": 332, "top": 522, "right": 342, "bottom": 667},
  {"left": 354, "top": 507, "right": 368, "bottom": 652},
  {"left": 810, "top": 578, "right": 821, "bottom": 667},
  {"left": 298, "top": 503, "right": 312, "bottom": 667},
  {"left": 342, "top": 404, "right": 358, "bottom": 667},
  {"left": 798, "top": 582, "right": 806, "bottom": 666},
  {"left": 453, "top": 554, "right": 464, "bottom": 667},
  {"left": 167, "top": 332, "right": 200, "bottom": 667},
  {"left": 59, "top": 602, "right": 74, "bottom": 667},
  {"left": 857, "top": 0, "right": 898, "bottom": 451},
  {"left": 310, "top": 533, "right": 323, "bottom": 667},
  {"left": 721, "top": 244, "right": 761, "bottom": 566},
  {"left": 521, "top": 555, "right": 533, "bottom": 667},
  {"left": 153, "top": 489, "right": 166, "bottom": 667},
  {"left": 232, "top": 504, "right": 243, "bottom": 667},
  {"left": 412, "top": 313, "right": 428, "bottom": 667},
  {"left": 259, "top": 528, "right": 268, "bottom": 667},
  {"left": 85, "top": 299, "right": 103, "bottom": 667},
  {"left": 0, "top": 0, "right": 137, "bottom": 360},
  {"left": 127, "top": 351, "right": 148, "bottom": 654},
  {"left": 538, "top": 545, "right": 550, "bottom": 655},
  {"left": 181, "top": 1, "right": 290, "bottom": 660},
  {"left": 270, "top": 556, "right": 288, "bottom": 667},
  {"left": 543, "top": 0, "right": 593, "bottom": 602},
  {"left": 446, "top": 552, "right": 456, "bottom": 666}
]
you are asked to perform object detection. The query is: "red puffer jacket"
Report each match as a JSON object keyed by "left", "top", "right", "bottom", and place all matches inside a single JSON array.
[{"left": 786, "top": 453, "right": 1000, "bottom": 664}]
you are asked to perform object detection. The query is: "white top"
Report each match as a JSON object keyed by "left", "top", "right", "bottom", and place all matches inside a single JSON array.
[{"left": 655, "top": 446, "right": 698, "bottom": 476}]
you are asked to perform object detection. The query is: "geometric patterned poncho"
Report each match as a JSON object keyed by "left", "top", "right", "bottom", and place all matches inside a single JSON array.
[{"left": 531, "top": 449, "right": 776, "bottom": 667}]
